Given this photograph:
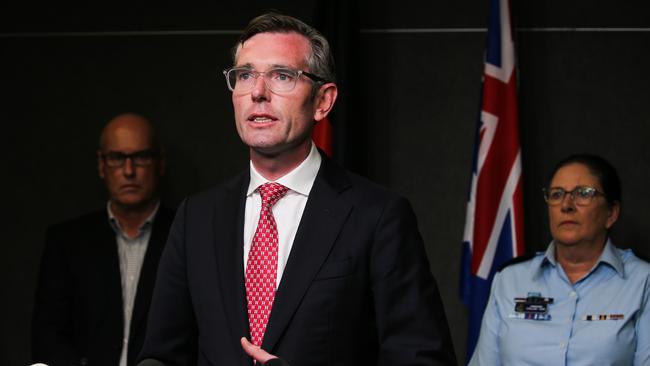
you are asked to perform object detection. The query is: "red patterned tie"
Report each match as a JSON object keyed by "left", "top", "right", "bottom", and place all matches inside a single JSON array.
[{"left": 245, "top": 182, "right": 289, "bottom": 346}]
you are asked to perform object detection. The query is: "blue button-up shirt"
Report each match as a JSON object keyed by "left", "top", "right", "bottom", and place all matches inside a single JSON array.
[{"left": 470, "top": 240, "right": 650, "bottom": 366}]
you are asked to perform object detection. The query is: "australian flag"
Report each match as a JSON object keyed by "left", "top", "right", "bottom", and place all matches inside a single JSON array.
[{"left": 460, "top": 0, "right": 525, "bottom": 361}]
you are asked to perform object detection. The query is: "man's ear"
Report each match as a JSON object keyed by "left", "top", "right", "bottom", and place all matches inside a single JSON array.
[
  {"left": 313, "top": 83, "right": 338, "bottom": 122},
  {"left": 605, "top": 201, "right": 620, "bottom": 229}
]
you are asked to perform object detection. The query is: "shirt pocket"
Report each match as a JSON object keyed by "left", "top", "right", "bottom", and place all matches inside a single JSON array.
[{"left": 571, "top": 311, "right": 636, "bottom": 361}]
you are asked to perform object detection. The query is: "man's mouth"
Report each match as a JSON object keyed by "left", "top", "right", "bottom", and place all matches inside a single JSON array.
[
  {"left": 248, "top": 114, "right": 277, "bottom": 123},
  {"left": 121, "top": 184, "right": 140, "bottom": 190},
  {"left": 560, "top": 220, "right": 578, "bottom": 226}
]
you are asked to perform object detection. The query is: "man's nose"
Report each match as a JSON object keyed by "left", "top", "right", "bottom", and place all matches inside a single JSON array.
[
  {"left": 122, "top": 157, "right": 136, "bottom": 177},
  {"left": 250, "top": 75, "right": 270, "bottom": 102}
]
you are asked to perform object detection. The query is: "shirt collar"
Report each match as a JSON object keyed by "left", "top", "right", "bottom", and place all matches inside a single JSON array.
[
  {"left": 107, "top": 200, "right": 160, "bottom": 237},
  {"left": 534, "top": 238, "right": 625, "bottom": 279},
  {"left": 247, "top": 141, "right": 321, "bottom": 197},
  {"left": 599, "top": 239, "right": 625, "bottom": 277}
]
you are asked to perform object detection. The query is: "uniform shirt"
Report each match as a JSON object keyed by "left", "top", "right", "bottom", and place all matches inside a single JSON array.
[
  {"left": 108, "top": 202, "right": 159, "bottom": 366},
  {"left": 244, "top": 142, "right": 321, "bottom": 287},
  {"left": 470, "top": 239, "right": 650, "bottom": 366}
]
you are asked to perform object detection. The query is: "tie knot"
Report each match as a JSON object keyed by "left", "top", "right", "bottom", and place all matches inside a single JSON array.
[{"left": 258, "top": 182, "right": 289, "bottom": 208}]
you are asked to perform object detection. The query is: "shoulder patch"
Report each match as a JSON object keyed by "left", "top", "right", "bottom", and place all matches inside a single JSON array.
[{"left": 497, "top": 253, "right": 536, "bottom": 272}]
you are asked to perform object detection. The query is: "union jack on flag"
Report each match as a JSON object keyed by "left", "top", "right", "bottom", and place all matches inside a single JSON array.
[{"left": 460, "top": 0, "right": 525, "bottom": 361}]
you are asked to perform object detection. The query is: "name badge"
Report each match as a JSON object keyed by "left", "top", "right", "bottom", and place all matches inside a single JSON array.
[{"left": 513, "top": 292, "right": 554, "bottom": 321}]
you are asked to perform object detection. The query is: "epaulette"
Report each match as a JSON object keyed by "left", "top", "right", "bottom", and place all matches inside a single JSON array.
[{"left": 497, "top": 253, "right": 537, "bottom": 272}]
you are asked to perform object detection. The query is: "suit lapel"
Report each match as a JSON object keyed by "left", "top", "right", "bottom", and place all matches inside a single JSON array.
[
  {"left": 94, "top": 213, "right": 125, "bottom": 334},
  {"left": 213, "top": 172, "right": 251, "bottom": 363},
  {"left": 262, "top": 157, "right": 352, "bottom": 351},
  {"left": 131, "top": 207, "right": 173, "bottom": 338}
]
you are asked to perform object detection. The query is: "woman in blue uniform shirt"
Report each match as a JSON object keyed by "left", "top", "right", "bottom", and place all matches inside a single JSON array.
[{"left": 470, "top": 154, "right": 650, "bottom": 365}]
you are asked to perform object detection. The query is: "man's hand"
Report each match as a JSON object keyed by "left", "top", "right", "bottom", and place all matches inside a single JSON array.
[{"left": 240, "top": 337, "right": 288, "bottom": 365}]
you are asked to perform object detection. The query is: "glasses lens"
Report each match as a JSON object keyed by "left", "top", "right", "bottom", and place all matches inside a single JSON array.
[
  {"left": 265, "top": 68, "right": 298, "bottom": 92},
  {"left": 546, "top": 188, "right": 565, "bottom": 204},
  {"left": 574, "top": 187, "right": 596, "bottom": 205},
  {"left": 104, "top": 152, "right": 126, "bottom": 167},
  {"left": 131, "top": 150, "right": 157, "bottom": 166},
  {"left": 227, "top": 68, "right": 256, "bottom": 91}
]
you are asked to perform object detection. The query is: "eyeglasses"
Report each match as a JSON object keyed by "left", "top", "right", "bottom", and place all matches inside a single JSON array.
[
  {"left": 223, "top": 67, "right": 326, "bottom": 93},
  {"left": 542, "top": 186, "right": 604, "bottom": 206},
  {"left": 101, "top": 149, "right": 159, "bottom": 168}
]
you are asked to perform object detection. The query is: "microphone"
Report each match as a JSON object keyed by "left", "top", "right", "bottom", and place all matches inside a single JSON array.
[
  {"left": 137, "top": 359, "right": 166, "bottom": 366},
  {"left": 29, "top": 358, "right": 88, "bottom": 366}
]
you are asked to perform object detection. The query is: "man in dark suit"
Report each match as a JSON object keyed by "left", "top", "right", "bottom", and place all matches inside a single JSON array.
[
  {"left": 32, "top": 113, "right": 174, "bottom": 366},
  {"left": 139, "top": 13, "right": 457, "bottom": 366}
]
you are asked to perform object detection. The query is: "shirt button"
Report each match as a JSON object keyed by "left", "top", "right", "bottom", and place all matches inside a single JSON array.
[
  {"left": 569, "top": 291, "right": 577, "bottom": 297},
  {"left": 559, "top": 342, "right": 566, "bottom": 348}
]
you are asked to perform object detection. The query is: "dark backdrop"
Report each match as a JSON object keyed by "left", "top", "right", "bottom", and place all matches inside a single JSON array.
[{"left": 2, "top": 1, "right": 649, "bottom": 364}]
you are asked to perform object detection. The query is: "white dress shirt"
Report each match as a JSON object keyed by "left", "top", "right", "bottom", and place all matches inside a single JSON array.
[
  {"left": 244, "top": 142, "right": 321, "bottom": 287},
  {"left": 107, "top": 202, "right": 159, "bottom": 366}
]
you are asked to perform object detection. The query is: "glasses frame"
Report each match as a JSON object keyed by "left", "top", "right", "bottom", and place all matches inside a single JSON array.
[
  {"left": 100, "top": 149, "right": 160, "bottom": 168},
  {"left": 542, "top": 186, "right": 605, "bottom": 206},
  {"left": 222, "top": 66, "right": 327, "bottom": 93}
]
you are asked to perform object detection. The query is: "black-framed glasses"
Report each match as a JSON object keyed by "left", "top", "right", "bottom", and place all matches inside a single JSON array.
[
  {"left": 101, "top": 149, "right": 159, "bottom": 168},
  {"left": 542, "top": 186, "right": 604, "bottom": 206},
  {"left": 223, "top": 67, "right": 326, "bottom": 93}
]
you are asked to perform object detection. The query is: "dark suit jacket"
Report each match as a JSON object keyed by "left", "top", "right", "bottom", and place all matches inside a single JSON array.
[
  {"left": 139, "top": 156, "right": 457, "bottom": 366},
  {"left": 32, "top": 206, "right": 174, "bottom": 366}
]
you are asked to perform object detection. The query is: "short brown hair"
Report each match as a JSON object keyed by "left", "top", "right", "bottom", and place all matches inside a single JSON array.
[{"left": 232, "top": 12, "right": 336, "bottom": 84}]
